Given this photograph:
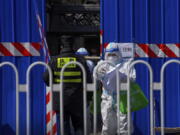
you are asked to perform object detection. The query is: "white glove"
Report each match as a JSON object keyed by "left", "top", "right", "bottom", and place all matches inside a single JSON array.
[{"left": 94, "top": 61, "right": 111, "bottom": 80}]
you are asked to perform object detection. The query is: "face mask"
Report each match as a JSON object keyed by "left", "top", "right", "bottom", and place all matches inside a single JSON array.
[{"left": 107, "top": 56, "right": 119, "bottom": 65}]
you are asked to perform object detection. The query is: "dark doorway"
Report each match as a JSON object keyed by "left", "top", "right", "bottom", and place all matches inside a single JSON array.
[{"left": 46, "top": 0, "right": 100, "bottom": 56}]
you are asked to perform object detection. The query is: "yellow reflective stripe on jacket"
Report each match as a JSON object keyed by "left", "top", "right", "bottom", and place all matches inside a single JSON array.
[
  {"left": 54, "top": 71, "right": 81, "bottom": 76},
  {"left": 54, "top": 78, "right": 82, "bottom": 83}
]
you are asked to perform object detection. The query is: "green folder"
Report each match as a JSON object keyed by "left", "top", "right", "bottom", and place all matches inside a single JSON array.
[
  {"left": 90, "top": 82, "right": 148, "bottom": 114},
  {"left": 119, "top": 82, "right": 148, "bottom": 114},
  {"left": 90, "top": 89, "right": 102, "bottom": 114}
]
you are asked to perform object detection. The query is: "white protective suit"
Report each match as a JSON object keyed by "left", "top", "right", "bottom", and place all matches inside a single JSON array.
[{"left": 94, "top": 43, "right": 136, "bottom": 135}]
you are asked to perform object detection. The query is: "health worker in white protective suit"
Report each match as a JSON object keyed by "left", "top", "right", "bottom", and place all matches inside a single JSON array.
[{"left": 94, "top": 43, "right": 136, "bottom": 135}]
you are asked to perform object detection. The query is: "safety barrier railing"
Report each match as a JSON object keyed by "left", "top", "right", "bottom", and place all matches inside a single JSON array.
[
  {"left": 26, "top": 62, "right": 53, "bottom": 135},
  {"left": 160, "top": 60, "right": 180, "bottom": 135},
  {"left": 127, "top": 60, "right": 154, "bottom": 135},
  {"left": 92, "top": 61, "right": 153, "bottom": 135},
  {"left": 59, "top": 61, "right": 87, "bottom": 135},
  {"left": 0, "top": 59, "right": 180, "bottom": 135},
  {"left": 0, "top": 61, "right": 102, "bottom": 135},
  {"left": 59, "top": 61, "right": 121, "bottom": 135},
  {"left": 0, "top": 61, "right": 54, "bottom": 135},
  {"left": 92, "top": 61, "right": 118, "bottom": 135},
  {"left": 126, "top": 59, "right": 180, "bottom": 135},
  {"left": 0, "top": 62, "right": 19, "bottom": 135}
]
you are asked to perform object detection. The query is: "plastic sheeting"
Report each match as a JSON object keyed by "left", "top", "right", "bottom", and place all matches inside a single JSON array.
[
  {"left": 0, "top": 0, "right": 46, "bottom": 134},
  {"left": 101, "top": 0, "right": 180, "bottom": 135}
]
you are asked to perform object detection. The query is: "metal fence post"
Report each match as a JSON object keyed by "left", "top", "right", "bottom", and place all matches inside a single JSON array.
[
  {"left": 93, "top": 61, "right": 118, "bottom": 135},
  {"left": 160, "top": 60, "right": 180, "bottom": 135},
  {"left": 0, "top": 62, "right": 19, "bottom": 135},
  {"left": 92, "top": 73, "right": 97, "bottom": 135},
  {"left": 128, "top": 60, "right": 154, "bottom": 135},
  {"left": 59, "top": 61, "right": 87, "bottom": 135},
  {"left": 26, "top": 62, "right": 53, "bottom": 135}
]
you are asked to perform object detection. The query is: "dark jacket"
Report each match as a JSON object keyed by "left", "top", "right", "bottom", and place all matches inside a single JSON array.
[{"left": 43, "top": 48, "right": 91, "bottom": 110}]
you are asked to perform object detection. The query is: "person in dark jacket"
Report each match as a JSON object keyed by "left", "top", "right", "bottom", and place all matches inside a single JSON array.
[{"left": 43, "top": 35, "right": 91, "bottom": 135}]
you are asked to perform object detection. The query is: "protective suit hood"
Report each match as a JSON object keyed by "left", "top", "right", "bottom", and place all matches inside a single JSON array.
[{"left": 105, "top": 43, "right": 122, "bottom": 65}]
